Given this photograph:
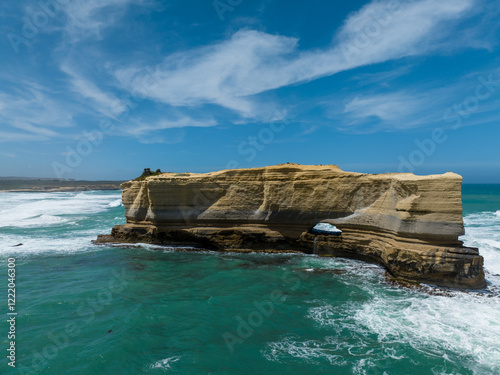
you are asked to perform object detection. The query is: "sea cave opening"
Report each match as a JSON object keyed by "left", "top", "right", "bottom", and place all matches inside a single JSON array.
[
  {"left": 308, "top": 222, "right": 343, "bottom": 255},
  {"left": 310, "top": 222, "right": 342, "bottom": 236}
]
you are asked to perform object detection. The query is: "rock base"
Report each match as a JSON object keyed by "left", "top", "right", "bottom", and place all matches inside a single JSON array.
[{"left": 97, "top": 223, "right": 485, "bottom": 290}]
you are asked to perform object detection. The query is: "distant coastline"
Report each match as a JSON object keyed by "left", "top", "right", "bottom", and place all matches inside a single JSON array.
[{"left": 0, "top": 179, "right": 124, "bottom": 192}]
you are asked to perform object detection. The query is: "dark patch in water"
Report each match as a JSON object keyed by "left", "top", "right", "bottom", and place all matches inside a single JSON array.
[
  {"left": 236, "top": 257, "right": 292, "bottom": 267},
  {"left": 237, "top": 263, "right": 255, "bottom": 269},
  {"left": 131, "top": 263, "right": 146, "bottom": 270}
]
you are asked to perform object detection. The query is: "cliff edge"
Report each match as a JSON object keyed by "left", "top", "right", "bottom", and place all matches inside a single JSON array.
[{"left": 97, "top": 164, "right": 485, "bottom": 289}]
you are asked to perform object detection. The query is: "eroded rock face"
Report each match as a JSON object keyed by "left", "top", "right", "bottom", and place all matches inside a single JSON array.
[{"left": 97, "top": 164, "right": 485, "bottom": 289}]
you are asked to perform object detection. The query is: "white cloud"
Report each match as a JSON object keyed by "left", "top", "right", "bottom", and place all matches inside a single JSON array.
[
  {"left": 335, "top": 0, "right": 474, "bottom": 62},
  {"left": 331, "top": 89, "right": 444, "bottom": 132},
  {"left": 124, "top": 117, "right": 217, "bottom": 135},
  {"left": 114, "top": 30, "right": 299, "bottom": 116},
  {"left": 3, "top": 0, "right": 490, "bottom": 146},
  {"left": 120, "top": 116, "right": 217, "bottom": 143},
  {"left": 114, "top": 0, "right": 477, "bottom": 118},
  {"left": 61, "top": 0, "right": 143, "bottom": 42},
  {"left": 328, "top": 69, "right": 500, "bottom": 132},
  {"left": 350, "top": 66, "right": 414, "bottom": 87},
  {"left": 61, "top": 62, "right": 127, "bottom": 118},
  {"left": 343, "top": 93, "right": 425, "bottom": 123},
  {"left": 0, "top": 86, "right": 75, "bottom": 142}
]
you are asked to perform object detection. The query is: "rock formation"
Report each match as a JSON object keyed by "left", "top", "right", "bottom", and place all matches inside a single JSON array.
[{"left": 97, "top": 164, "right": 485, "bottom": 289}]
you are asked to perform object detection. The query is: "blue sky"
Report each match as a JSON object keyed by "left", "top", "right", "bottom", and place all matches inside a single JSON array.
[{"left": 1, "top": 0, "right": 500, "bottom": 182}]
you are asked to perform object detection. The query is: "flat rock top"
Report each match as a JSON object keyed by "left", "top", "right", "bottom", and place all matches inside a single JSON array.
[{"left": 138, "top": 163, "right": 461, "bottom": 182}]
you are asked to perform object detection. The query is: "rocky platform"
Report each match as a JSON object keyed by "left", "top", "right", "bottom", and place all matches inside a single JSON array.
[{"left": 97, "top": 164, "right": 485, "bottom": 289}]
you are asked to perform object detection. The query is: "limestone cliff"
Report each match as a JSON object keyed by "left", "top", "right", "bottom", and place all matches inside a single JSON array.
[{"left": 97, "top": 164, "right": 485, "bottom": 289}]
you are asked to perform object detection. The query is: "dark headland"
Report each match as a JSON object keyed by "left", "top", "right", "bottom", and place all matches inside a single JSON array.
[{"left": 0, "top": 177, "right": 124, "bottom": 192}]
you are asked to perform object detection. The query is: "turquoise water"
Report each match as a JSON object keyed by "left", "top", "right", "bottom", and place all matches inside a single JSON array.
[{"left": 1, "top": 187, "right": 500, "bottom": 375}]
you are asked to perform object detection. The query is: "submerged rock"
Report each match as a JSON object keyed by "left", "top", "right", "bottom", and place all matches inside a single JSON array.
[{"left": 97, "top": 164, "right": 485, "bottom": 289}]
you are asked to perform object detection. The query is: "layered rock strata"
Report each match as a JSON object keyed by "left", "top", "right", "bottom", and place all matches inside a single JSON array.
[{"left": 97, "top": 164, "right": 485, "bottom": 289}]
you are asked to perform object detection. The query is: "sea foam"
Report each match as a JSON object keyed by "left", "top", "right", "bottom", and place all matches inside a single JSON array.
[
  {"left": 150, "top": 356, "right": 181, "bottom": 370},
  {"left": 0, "top": 191, "right": 124, "bottom": 256},
  {"left": 0, "top": 191, "right": 122, "bottom": 228},
  {"left": 263, "top": 210, "right": 500, "bottom": 374},
  {"left": 265, "top": 285, "right": 500, "bottom": 374},
  {"left": 462, "top": 211, "right": 500, "bottom": 281}
]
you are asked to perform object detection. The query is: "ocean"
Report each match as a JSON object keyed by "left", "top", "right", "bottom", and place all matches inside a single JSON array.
[{"left": 0, "top": 186, "right": 499, "bottom": 375}]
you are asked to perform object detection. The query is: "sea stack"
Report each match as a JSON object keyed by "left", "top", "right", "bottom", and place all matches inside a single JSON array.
[{"left": 97, "top": 164, "right": 485, "bottom": 289}]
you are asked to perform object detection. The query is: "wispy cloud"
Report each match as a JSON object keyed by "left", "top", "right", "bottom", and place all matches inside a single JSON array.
[
  {"left": 2, "top": 0, "right": 494, "bottom": 147},
  {"left": 61, "top": 62, "right": 127, "bottom": 118},
  {"left": 0, "top": 84, "right": 75, "bottom": 142},
  {"left": 343, "top": 93, "right": 422, "bottom": 123},
  {"left": 114, "top": 0, "right": 478, "bottom": 118},
  {"left": 60, "top": 0, "right": 144, "bottom": 43},
  {"left": 350, "top": 65, "right": 414, "bottom": 87},
  {"left": 125, "top": 116, "right": 217, "bottom": 135},
  {"left": 121, "top": 116, "right": 217, "bottom": 143},
  {"left": 326, "top": 68, "right": 500, "bottom": 132}
]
